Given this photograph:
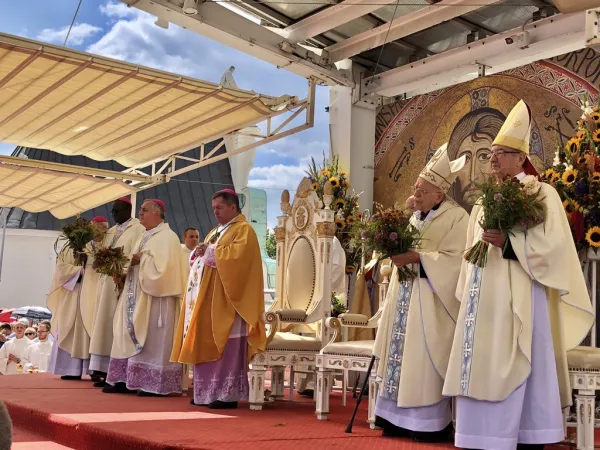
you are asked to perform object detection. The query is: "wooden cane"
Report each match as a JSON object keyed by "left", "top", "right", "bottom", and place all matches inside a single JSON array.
[{"left": 345, "top": 354, "right": 376, "bottom": 433}]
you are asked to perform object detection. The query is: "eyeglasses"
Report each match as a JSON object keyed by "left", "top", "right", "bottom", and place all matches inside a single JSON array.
[
  {"left": 25, "top": 332, "right": 35, "bottom": 336},
  {"left": 411, "top": 186, "right": 432, "bottom": 195},
  {"left": 490, "top": 150, "right": 520, "bottom": 158}
]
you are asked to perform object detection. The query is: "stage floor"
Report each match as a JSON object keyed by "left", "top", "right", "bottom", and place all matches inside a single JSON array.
[{"left": 0, "top": 374, "right": 584, "bottom": 449}]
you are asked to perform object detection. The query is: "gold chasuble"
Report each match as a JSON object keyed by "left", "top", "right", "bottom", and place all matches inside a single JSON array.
[
  {"left": 171, "top": 215, "right": 267, "bottom": 364},
  {"left": 47, "top": 249, "right": 90, "bottom": 360},
  {"left": 443, "top": 183, "right": 594, "bottom": 408},
  {"left": 374, "top": 200, "right": 468, "bottom": 407},
  {"left": 111, "top": 222, "right": 187, "bottom": 359}
]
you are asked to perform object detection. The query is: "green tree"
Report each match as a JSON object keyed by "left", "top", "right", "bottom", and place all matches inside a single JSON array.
[{"left": 266, "top": 228, "right": 277, "bottom": 259}]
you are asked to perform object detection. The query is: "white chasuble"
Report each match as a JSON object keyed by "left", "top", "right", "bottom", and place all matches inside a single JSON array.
[
  {"left": 111, "top": 222, "right": 187, "bottom": 359},
  {"left": 443, "top": 182, "right": 594, "bottom": 408},
  {"left": 23, "top": 340, "right": 53, "bottom": 373},
  {"left": 373, "top": 200, "right": 468, "bottom": 407},
  {"left": 47, "top": 248, "right": 89, "bottom": 360},
  {"left": 80, "top": 241, "right": 102, "bottom": 335},
  {"left": 89, "top": 218, "right": 145, "bottom": 357}
]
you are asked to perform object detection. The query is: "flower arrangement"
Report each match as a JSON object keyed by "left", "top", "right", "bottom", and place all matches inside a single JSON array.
[
  {"left": 331, "top": 291, "right": 348, "bottom": 317},
  {"left": 464, "top": 175, "right": 545, "bottom": 267},
  {"left": 54, "top": 218, "right": 101, "bottom": 266},
  {"left": 542, "top": 96, "right": 600, "bottom": 250},
  {"left": 306, "top": 154, "right": 361, "bottom": 269},
  {"left": 92, "top": 246, "right": 130, "bottom": 293},
  {"left": 350, "top": 204, "right": 421, "bottom": 281}
]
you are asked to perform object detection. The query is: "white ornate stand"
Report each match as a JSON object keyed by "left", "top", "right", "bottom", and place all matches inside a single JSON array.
[{"left": 567, "top": 247, "right": 600, "bottom": 449}]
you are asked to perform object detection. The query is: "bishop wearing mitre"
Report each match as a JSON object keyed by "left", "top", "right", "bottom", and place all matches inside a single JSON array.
[
  {"left": 443, "top": 100, "right": 594, "bottom": 450},
  {"left": 171, "top": 189, "right": 266, "bottom": 409},
  {"left": 89, "top": 198, "right": 145, "bottom": 386},
  {"left": 103, "top": 199, "right": 187, "bottom": 396},
  {"left": 48, "top": 216, "right": 108, "bottom": 380},
  {"left": 373, "top": 144, "right": 468, "bottom": 442}
]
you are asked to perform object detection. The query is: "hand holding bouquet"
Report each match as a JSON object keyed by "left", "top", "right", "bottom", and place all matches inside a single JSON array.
[
  {"left": 93, "top": 246, "right": 130, "bottom": 293},
  {"left": 55, "top": 218, "right": 101, "bottom": 266},
  {"left": 464, "top": 175, "right": 545, "bottom": 267},
  {"left": 351, "top": 204, "right": 421, "bottom": 282}
]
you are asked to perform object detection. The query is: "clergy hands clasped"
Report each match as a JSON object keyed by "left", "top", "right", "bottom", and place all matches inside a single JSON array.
[
  {"left": 391, "top": 250, "right": 420, "bottom": 268},
  {"left": 130, "top": 253, "right": 142, "bottom": 266},
  {"left": 8, "top": 353, "right": 20, "bottom": 364},
  {"left": 194, "top": 243, "right": 208, "bottom": 258},
  {"left": 481, "top": 230, "right": 506, "bottom": 248}
]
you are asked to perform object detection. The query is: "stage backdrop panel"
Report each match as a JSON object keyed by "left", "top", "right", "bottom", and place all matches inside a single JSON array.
[{"left": 374, "top": 48, "right": 600, "bottom": 213}]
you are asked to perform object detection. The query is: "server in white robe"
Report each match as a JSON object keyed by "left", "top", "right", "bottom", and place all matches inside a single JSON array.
[
  {"left": 0, "top": 322, "right": 33, "bottom": 375},
  {"left": 443, "top": 100, "right": 594, "bottom": 450},
  {"left": 373, "top": 143, "right": 468, "bottom": 442},
  {"left": 23, "top": 322, "right": 53, "bottom": 373}
]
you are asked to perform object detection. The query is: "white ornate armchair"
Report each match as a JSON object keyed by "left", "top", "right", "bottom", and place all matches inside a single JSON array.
[
  {"left": 315, "top": 257, "right": 393, "bottom": 428},
  {"left": 248, "top": 178, "right": 337, "bottom": 410}
]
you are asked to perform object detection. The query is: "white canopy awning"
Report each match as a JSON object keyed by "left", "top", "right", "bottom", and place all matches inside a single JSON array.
[
  {"left": 0, "top": 32, "right": 298, "bottom": 168},
  {"left": 0, "top": 159, "right": 136, "bottom": 219}
]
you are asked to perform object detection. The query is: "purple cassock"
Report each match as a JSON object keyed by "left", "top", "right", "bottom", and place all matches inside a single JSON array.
[{"left": 193, "top": 314, "right": 249, "bottom": 405}]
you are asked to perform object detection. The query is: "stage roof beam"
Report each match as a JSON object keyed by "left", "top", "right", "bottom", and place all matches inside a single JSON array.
[
  {"left": 362, "top": 11, "right": 587, "bottom": 98},
  {"left": 325, "top": 0, "right": 502, "bottom": 63}
]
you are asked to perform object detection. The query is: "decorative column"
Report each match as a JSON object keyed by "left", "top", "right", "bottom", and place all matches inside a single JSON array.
[
  {"left": 316, "top": 181, "right": 336, "bottom": 345},
  {"left": 274, "top": 190, "right": 291, "bottom": 312}
]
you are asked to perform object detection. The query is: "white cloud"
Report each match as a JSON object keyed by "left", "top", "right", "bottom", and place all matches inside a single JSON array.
[
  {"left": 36, "top": 23, "right": 102, "bottom": 46},
  {"left": 99, "top": 1, "right": 138, "bottom": 19}
]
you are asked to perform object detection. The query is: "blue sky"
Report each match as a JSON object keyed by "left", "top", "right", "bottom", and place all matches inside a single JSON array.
[{"left": 0, "top": 0, "right": 331, "bottom": 228}]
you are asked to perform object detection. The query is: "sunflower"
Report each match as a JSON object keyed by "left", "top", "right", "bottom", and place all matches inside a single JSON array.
[
  {"left": 577, "top": 155, "right": 587, "bottom": 166},
  {"left": 320, "top": 169, "right": 331, "bottom": 178},
  {"left": 586, "top": 226, "right": 600, "bottom": 248},
  {"left": 594, "top": 106, "right": 600, "bottom": 113},
  {"left": 566, "top": 137, "right": 580, "bottom": 154},
  {"left": 592, "top": 112, "right": 600, "bottom": 123},
  {"left": 334, "top": 218, "right": 345, "bottom": 230},
  {"left": 340, "top": 179, "right": 349, "bottom": 189},
  {"left": 563, "top": 199, "right": 580, "bottom": 214},
  {"left": 329, "top": 176, "right": 340, "bottom": 188},
  {"left": 576, "top": 130, "right": 587, "bottom": 140},
  {"left": 592, "top": 172, "right": 600, "bottom": 182},
  {"left": 551, "top": 173, "right": 561, "bottom": 184},
  {"left": 346, "top": 215, "right": 355, "bottom": 225},
  {"left": 334, "top": 198, "right": 346, "bottom": 209},
  {"left": 562, "top": 169, "right": 578, "bottom": 185},
  {"left": 592, "top": 129, "right": 600, "bottom": 143},
  {"left": 311, "top": 181, "right": 319, "bottom": 190},
  {"left": 544, "top": 168, "right": 557, "bottom": 181}
]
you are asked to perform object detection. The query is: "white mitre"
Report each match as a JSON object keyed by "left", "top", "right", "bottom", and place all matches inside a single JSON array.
[{"left": 418, "top": 143, "right": 467, "bottom": 192}]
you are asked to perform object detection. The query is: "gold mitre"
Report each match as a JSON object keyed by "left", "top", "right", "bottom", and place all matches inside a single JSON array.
[
  {"left": 418, "top": 143, "right": 467, "bottom": 192},
  {"left": 492, "top": 99, "right": 531, "bottom": 154}
]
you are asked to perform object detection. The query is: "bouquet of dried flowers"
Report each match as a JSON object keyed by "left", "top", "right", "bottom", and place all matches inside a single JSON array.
[
  {"left": 92, "top": 246, "right": 129, "bottom": 293},
  {"left": 54, "top": 218, "right": 100, "bottom": 266},
  {"left": 543, "top": 95, "right": 600, "bottom": 250},
  {"left": 350, "top": 204, "right": 421, "bottom": 282},
  {"left": 464, "top": 175, "right": 545, "bottom": 267}
]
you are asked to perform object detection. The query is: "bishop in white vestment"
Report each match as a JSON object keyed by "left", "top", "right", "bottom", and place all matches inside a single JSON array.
[
  {"left": 48, "top": 217, "right": 108, "bottom": 380},
  {"left": 104, "top": 199, "right": 187, "bottom": 396},
  {"left": 373, "top": 144, "right": 468, "bottom": 442},
  {"left": 443, "top": 100, "right": 594, "bottom": 450},
  {"left": 0, "top": 323, "right": 32, "bottom": 375},
  {"left": 89, "top": 198, "right": 145, "bottom": 385}
]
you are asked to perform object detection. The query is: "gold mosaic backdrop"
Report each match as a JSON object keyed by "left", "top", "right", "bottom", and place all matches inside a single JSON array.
[{"left": 374, "top": 49, "right": 600, "bottom": 213}]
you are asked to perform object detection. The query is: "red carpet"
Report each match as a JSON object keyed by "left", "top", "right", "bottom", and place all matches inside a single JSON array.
[{"left": 0, "top": 374, "right": 590, "bottom": 449}]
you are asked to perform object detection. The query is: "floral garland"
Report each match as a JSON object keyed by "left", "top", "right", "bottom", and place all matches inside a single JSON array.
[
  {"left": 543, "top": 96, "right": 600, "bottom": 250},
  {"left": 306, "top": 155, "right": 361, "bottom": 271}
]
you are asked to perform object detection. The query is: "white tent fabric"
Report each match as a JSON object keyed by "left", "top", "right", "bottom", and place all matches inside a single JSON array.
[{"left": 0, "top": 163, "right": 135, "bottom": 219}]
